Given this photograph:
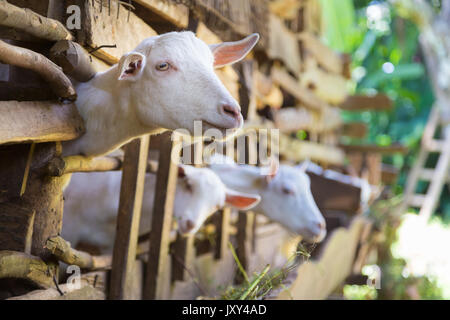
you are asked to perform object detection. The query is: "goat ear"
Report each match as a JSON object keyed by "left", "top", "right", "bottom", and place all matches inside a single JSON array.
[
  {"left": 118, "top": 52, "right": 146, "bottom": 81},
  {"left": 260, "top": 156, "right": 279, "bottom": 184},
  {"left": 210, "top": 33, "right": 259, "bottom": 69},
  {"left": 296, "top": 160, "right": 310, "bottom": 173},
  {"left": 225, "top": 189, "right": 261, "bottom": 210}
]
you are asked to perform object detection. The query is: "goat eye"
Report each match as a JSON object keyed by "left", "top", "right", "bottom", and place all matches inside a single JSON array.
[
  {"left": 156, "top": 62, "right": 170, "bottom": 71},
  {"left": 184, "top": 179, "right": 193, "bottom": 192},
  {"left": 282, "top": 187, "right": 294, "bottom": 195}
]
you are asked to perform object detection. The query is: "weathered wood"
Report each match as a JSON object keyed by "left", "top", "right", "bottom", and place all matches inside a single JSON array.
[
  {"left": 381, "top": 164, "right": 399, "bottom": 185},
  {"left": 0, "top": 250, "right": 55, "bottom": 289},
  {"left": 299, "top": 32, "right": 350, "bottom": 77},
  {"left": 46, "top": 155, "right": 122, "bottom": 176},
  {"left": 76, "top": 0, "right": 158, "bottom": 64},
  {"left": 133, "top": 0, "right": 189, "bottom": 28},
  {"left": 339, "top": 143, "right": 408, "bottom": 155},
  {"left": 0, "top": 0, "right": 72, "bottom": 41},
  {"left": 0, "top": 101, "right": 84, "bottom": 145},
  {"left": 45, "top": 236, "right": 111, "bottom": 270},
  {"left": 272, "top": 67, "right": 327, "bottom": 112},
  {"left": 144, "top": 131, "right": 179, "bottom": 300},
  {"left": 8, "top": 271, "right": 108, "bottom": 300},
  {"left": 50, "top": 40, "right": 97, "bottom": 82},
  {"left": 109, "top": 135, "right": 150, "bottom": 300},
  {"left": 0, "top": 203, "right": 35, "bottom": 253},
  {"left": 339, "top": 94, "right": 393, "bottom": 111},
  {"left": 0, "top": 40, "right": 76, "bottom": 100}
]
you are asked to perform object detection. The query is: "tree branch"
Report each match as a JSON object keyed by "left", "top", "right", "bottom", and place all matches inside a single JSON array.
[
  {"left": 0, "top": 0, "right": 73, "bottom": 42},
  {"left": 0, "top": 40, "right": 76, "bottom": 100}
]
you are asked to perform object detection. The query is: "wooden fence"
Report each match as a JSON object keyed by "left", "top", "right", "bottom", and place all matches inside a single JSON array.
[{"left": 0, "top": 0, "right": 398, "bottom": 300}]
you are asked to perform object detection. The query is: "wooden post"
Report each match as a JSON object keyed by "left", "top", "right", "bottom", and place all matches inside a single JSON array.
[
  {"left": 213, "top": 207, "right": 231, "bottom": 260},
  {"left": 143, "top": 132, "right": 179, "bottom": 300},
  {"left": 171, "top": 140, "right": 200, "bottom": 282},
  {"left": 109, "top": 135, "right": 150, "bottom": 300}
]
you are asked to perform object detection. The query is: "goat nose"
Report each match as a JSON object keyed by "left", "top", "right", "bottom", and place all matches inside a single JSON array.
[
  {"left": 221, "top": 104, "right": 241, "bottom": 119},
  {"left": 318, "top": 221, "right": 326, "bottom": 230},
  {"left": 185, "top": 219, "right": 195, "bottom": 233}
]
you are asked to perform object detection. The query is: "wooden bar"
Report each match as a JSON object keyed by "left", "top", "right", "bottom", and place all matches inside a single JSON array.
[
  {"left": 0, "top": 101, "right": 84, "bottom": 145},
  {"left": 339, "top": 143, "right": 408, "bottom": 155},
  {"left": 272, "top": 67, "right": 327, "bottom": 112},
  {"left": 144, "top": 132, "right": 179, "bottom": 300},
  {"left": 109, "top": 135, "right": 150, "bottom": 300},
  {"left": 133, "top": 0, "right": 189, "bottom": 28},
  {"left": 171, "top": 234, "right": 195, "bottom": 282},
  {"left": 213, "top": 207, "right": 231, "bottom": 260},
  {"left": 339, "top": 94, "right": 393, "bottom": 111}
]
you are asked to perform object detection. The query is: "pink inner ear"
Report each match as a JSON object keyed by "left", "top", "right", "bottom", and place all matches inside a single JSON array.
[
  {"left": 225, "top": 194, "right": 258, "bottom": 209},
  {"left": 213, "top": 35, "right": 258, "bottom": 67}
]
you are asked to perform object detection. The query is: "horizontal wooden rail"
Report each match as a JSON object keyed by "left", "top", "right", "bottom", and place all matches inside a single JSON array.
[{"left": 0, "top": 101, "right": 84, "bottom": 145}]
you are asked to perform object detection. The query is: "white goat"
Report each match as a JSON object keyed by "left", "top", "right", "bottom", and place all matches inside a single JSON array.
[
  {"left": 208, "top": 154, "right": 327, "bottom": 242},
  {"left": 62, "top": 165, "right": 260, "bottom": 253},
  {"left": 63, "top": 31, "right": 260, "bottom": 157}
]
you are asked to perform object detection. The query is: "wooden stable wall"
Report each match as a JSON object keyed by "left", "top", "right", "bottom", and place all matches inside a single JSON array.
[{"left": 0, "top": 0, "right": 384, "bottom": 300}]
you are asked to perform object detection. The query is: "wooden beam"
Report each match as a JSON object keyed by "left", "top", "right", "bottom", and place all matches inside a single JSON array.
[
  {"left": 268, "top": 14, "right": 301, "bottom": 74},
  {"left": 0, "top": 1, "right": 73, "bottom": 41},
  {"left": 299, "top": 32, "right": 350, "bottom": 77},
  {"left": 75, "top": 0, "right": 158, "bottom": 64},
  {"left": 342, "top": 122, "right": 368, "bottom": 139},
  {"left": 109, "top": 135, "right": 150, "bottom": 300},
  {"left": 0, "top": 101, "right": 84, "bottom": 145},
  {"left": 339, "top": 143, "right": 409, "bottom": 155},
  {"left": 272, "top": 67, "right": 328, "bottom": 112},
  {"left": 144, "top": 132, "right": 179, "bottom": 300},
  {"left": 280, "top": 134, "right": 346, "bottom": 165},
  {"left": 339, "top": 94, "right": 393, "bottom": 111},
  {"left": 171, "top": 234, "right": 195, "bottom": 282},
  {"left": 133, "top": 0, "right": 188, "bottom": 28}
]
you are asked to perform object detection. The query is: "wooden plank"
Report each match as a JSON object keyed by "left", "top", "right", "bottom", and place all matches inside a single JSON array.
[
  {"left": 171, "top": 234, "right": 195, "bottom": 282},
  {"left": 214, "top": 207, "right": 231, "bottom": 260},
  {"left": 272, "top": 67, "right": 328, "bottom": 112},
  {"left": 75, "top": 0, "right": 158, "bottom": 64},
  {"left": 280, "top": 134, "right": 346, "bottom": 165},
  {"left": 268, "top": 14, "right": 301, "bottom": 74},
  {"left": 299, "top": 32, "right": 349, "bottom": 77},
  {"left": 274, "top": 106, "right": 342, "bottom": 133},
  {"left": 300, "top": 58, "right": 349, "bottom": 105},
  {"left": 133, "top": 0, "right": 188, "bottom": 28},
  {"left": 235, "top": 211, "right": 255, "bottom": 284},
  {"left": 307, "top": 172, "right": 362, "bottom": 215},
  {"left": 339, "top": 94, "right": 393, "bottom": 111},
  {"left": 143, "top": 131, "right": 179, "bottom": 300},
  {"left": 109, "top": 135, "right": 150, "bottom": 300},
  {"left": 342, "top": 122, "right": 368, "bottom": 139},
  {"left": 339, "top": 143, "right": 408, "bottom": 155},
  {"left": 381, "top": 164, "right": 399, "bottom": 185},
  {"left": 0, "top": 101, "right": 85, "bottom": 145}
]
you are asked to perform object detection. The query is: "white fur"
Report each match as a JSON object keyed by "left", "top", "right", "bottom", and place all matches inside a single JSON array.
[
  {"left": 63, "top": 32, "right": 259, "bottom": 157},
  {"left": 208, "top": 154, "right": 327, "bottom": 242},
  {"left": 62, "top": 165, "right": 259, "bottom": 253}
]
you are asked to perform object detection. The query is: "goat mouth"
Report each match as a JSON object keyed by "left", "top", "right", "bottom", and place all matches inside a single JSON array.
[{"left": 201, "top": 120, "right": 240, "bottom": 132}]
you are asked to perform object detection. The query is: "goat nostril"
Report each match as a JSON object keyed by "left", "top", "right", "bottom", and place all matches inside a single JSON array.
[
  {"left": 222, "top": 104, "right": 240, "bottom": 119},
  {"left": 186, "top": 219, "right": 195, "bottom": 232},
  {"left": 318, "top": 222, "right": 326, "bottom": 230}
]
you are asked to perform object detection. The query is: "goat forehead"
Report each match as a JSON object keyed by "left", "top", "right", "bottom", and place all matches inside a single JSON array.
[{"left": 144, "top": 32, "right": 213, "bottom": 66}]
